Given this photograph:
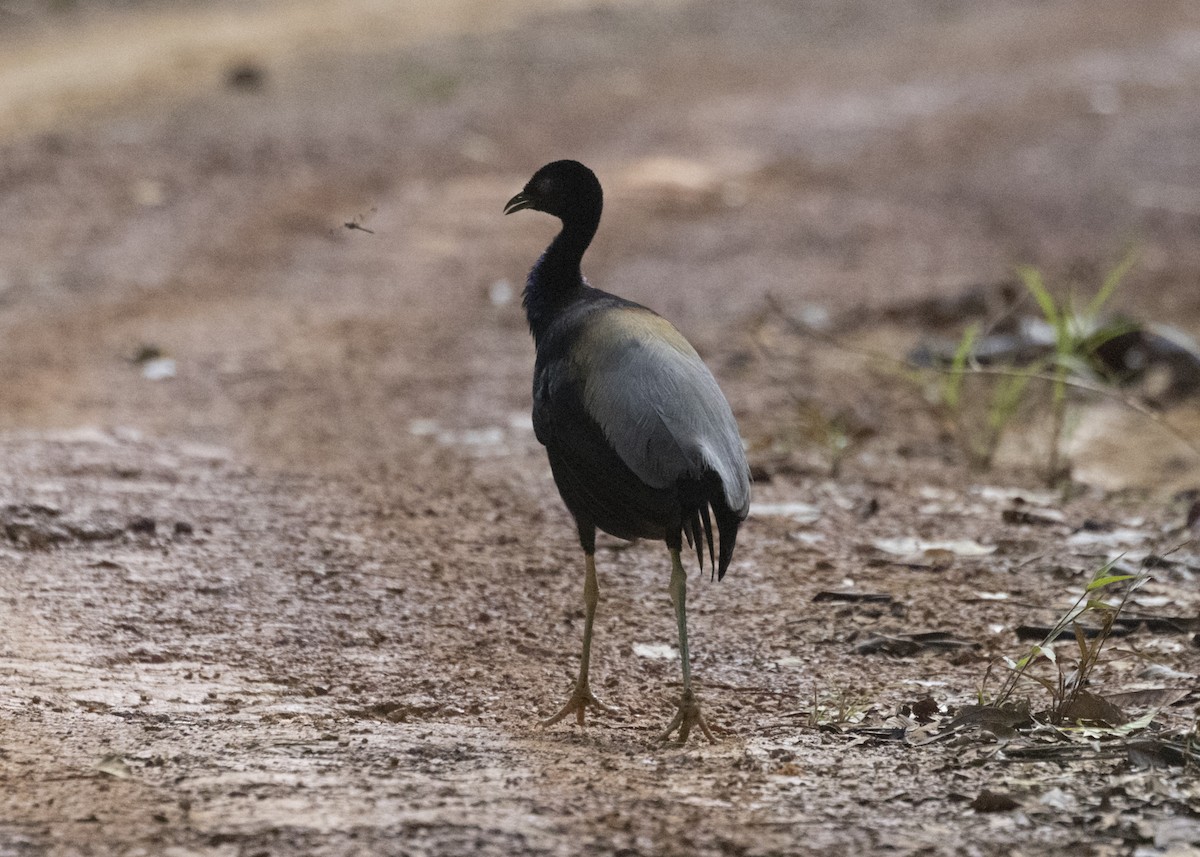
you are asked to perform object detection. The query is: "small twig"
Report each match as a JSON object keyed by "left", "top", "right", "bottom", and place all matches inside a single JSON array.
[{"left": 700, "top": 681, "right": 807, "bottom": 698}]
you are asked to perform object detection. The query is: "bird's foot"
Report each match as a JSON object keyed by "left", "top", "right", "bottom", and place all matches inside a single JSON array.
[
  {"left": 541, "top": 681, "right": 616, "bottom": 728},
  {"left": 659, "top": 687, "right": 715, "bottom": 744}
]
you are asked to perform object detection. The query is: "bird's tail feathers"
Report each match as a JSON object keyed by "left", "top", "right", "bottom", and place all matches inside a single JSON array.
[
  {"left": 682, "top": 504, "right": 718, "bottom": 580},
  {"left": 700, "top": 503, "right": 716, "bottom": 580},
  {"left": 713, "top": 498, "right": 741, "bottom": 582},
  {"left": 683, "top": 497, "right": 738, "bottom": 582}
]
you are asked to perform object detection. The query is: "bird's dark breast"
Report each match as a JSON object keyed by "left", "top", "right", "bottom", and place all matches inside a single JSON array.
[
  {"left": 539, "top": 375, "right": 673, "bottom": 543},
  {"left": 532, "top": 298, "right": 682, "bottom": 543}
]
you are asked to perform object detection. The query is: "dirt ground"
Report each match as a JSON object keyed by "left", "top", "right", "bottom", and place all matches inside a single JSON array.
[{"left": 2, "top": 1, "right": 1200, "bottom": 854}]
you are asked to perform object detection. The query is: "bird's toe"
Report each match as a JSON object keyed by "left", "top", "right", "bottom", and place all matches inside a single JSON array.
[
  {"left": 659, "top": 688, "right": 715, "bottom": 745},
  {"left": 540, "top": 683, "right": 615, "bottom": 728}
]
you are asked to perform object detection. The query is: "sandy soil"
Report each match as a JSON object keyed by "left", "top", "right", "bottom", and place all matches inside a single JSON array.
[{"left": 2, "top": 1, "right": 1200, "bottom": 854}]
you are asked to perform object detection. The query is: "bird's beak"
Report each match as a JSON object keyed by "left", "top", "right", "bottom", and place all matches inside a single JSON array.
[{"left": 504, "top": 190, "right": 534, "bottom": 215}]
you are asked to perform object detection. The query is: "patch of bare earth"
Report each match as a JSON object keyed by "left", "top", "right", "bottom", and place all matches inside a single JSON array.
[{"left": 2, "top": 1, "right": 1199, "bottom": 855}]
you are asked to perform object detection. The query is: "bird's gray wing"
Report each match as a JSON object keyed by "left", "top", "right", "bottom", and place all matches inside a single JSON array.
[{"left": 573, "top": 307, "right": 750, "bottom": 517}]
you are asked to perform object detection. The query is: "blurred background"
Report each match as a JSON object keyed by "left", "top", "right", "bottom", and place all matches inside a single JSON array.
[{"left": 1, "top": 0, "right": 1198, "bottom": 482}]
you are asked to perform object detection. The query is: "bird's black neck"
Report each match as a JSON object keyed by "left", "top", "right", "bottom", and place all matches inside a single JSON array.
[{"left": 523, "top": 208, "right": 600, "bottom": 343}]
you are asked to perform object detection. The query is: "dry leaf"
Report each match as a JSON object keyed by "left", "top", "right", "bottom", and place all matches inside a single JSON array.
[{"left": 96, "top": 755, "right": 132, "bottom": 779}]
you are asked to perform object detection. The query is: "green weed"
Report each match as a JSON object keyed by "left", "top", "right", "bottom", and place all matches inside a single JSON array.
[
  {"left": 981, "top": 556, "right": 1148, "bottom": 725},
  {"left": 807, "top": 686, "right": 872, "bottom": 729},
  {"left": 940, "top": 248, "right": 1139, "bottom": 483}
]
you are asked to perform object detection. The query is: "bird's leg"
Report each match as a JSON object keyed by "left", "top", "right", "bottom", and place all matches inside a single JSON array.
[
  {"left": 542, "top": 553, "right": 615, "bottom": 727},
  {"left": 659, "top": 548, "right": 715, "bottom": 744}
]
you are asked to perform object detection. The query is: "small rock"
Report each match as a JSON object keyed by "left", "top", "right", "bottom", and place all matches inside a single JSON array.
[
  {"left": 971, "top": 790, "right": 1019, "bottom": 813},
  {"left": 488, "top": 279, "right": 514, "bottom": 306},
  {"left": 128, "top": 517, "right": 157, "bottom": 536},
  {"left": 226, "top": 61, "right": 266, "bottom": 91},
  {"left": 141, "top": 357, "right": 176, "bottom": 381}
]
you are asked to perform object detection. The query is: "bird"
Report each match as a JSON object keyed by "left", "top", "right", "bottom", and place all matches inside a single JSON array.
[{"left": 504, "top": 160, "right": 751, "bottom": 743}]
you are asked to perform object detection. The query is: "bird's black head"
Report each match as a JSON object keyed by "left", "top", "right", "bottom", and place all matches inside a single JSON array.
[{"left": 504, "top": 160, "right": 603, "bottom": 222}]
